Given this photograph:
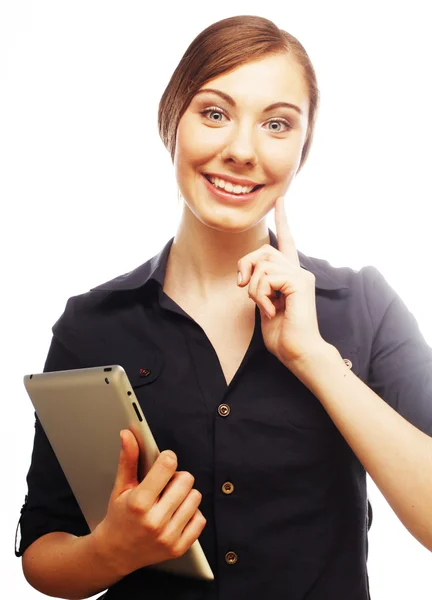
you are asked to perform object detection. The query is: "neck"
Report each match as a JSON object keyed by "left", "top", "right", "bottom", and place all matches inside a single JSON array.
[{"left": 165, "top": 206, "right": 270, "bottom": 301}]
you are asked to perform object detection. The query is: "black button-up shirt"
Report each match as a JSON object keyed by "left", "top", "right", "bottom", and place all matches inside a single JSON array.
[{"left": 16, "top": 228, "right": 432, "bottom": 599}]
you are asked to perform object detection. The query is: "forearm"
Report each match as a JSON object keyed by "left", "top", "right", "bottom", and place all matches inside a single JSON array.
[
  {"left": 286, "top": 343, "right": 432, "bottom": 552},
  {"left": 22, "top": 528, "right": 126, "bottom": 600}
]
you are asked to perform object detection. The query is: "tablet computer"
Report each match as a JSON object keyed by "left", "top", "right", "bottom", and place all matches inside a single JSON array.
[{"left": 23, "top": 364, "right": 214, "bottom": 581}]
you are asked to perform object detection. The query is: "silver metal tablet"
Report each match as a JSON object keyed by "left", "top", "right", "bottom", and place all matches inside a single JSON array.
[{"left": 23, "top": 365, "right": 214, "bottom": 581}]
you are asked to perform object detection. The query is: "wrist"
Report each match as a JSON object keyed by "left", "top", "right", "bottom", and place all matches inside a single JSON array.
[
  {"left": 90, "top": 521, "right": 130, "bottom": 581},
  {"left": 282, "top": 342, "right": 341, "bottom": 378}
]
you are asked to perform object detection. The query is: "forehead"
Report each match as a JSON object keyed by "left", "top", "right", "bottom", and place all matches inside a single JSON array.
[{"left": 197, "top": 53, "right": 308, "bottom": 112}]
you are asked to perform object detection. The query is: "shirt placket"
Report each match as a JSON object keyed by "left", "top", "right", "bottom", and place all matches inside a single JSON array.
[{"left": 179, "top": 304, "right": 262, "bottom": 594}]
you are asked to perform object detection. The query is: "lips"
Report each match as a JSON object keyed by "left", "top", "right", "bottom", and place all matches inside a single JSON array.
[
  {"left": 201, "top": 172, "right": 265, "bottom": 204},
  {"left": 203, "top": 174, "right": 263, "bottom": 192}
]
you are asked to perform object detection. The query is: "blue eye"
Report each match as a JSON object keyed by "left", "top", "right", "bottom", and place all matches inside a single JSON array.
[
  {"left": 200, "top": 108, "right": 226, "bottom": 122},
  {"left": 266, "top": 120, "right": 292, "bottom": 133},
  {"left": 200, "top": 107, "right": 292, "bottom": 132}
]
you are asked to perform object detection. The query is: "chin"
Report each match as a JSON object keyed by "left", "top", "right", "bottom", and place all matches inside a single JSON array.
[{"left": 198, "top": 210, "right": 266, "bottom": 234}]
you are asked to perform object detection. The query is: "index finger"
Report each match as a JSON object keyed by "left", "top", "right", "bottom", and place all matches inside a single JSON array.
[{"left": 274, "top": 196, "right": 300, "bottom": 267}]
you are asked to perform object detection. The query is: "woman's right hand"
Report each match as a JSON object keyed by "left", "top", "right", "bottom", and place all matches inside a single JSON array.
[{"left": 91, "top": 429, "right": 207, "bottom": 578}]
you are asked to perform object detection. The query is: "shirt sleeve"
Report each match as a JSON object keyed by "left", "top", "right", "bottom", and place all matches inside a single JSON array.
[
  {"left": 16, "top": 335, "right": 91, "bottom": 558},
  {"left": 364, "top": 265, "right": 432, "bottom": 437}
]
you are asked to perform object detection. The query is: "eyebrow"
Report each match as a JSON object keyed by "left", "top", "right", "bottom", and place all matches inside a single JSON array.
[{"left": 194, "top": 88, "right": 304, "bottom": 117}]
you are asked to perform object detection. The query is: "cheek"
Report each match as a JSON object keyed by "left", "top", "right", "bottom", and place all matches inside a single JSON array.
[
  {"left": 175, "top": 115, "right": 213, "bottom": 162},
  {"left": 262, "top": 154, "right": 301, "bottom": 191},
  {"left": 175, "top": 120, "right": 194, "bottom": 164},
  {"left": 174, "top": 125, "right": 197, "bottom": 184},
  {"left": 265, "top": 141, "right": 300, "bottom": 171}
]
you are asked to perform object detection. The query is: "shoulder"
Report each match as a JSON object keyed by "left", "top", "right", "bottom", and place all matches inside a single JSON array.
[
  {"left": 51, "top": 255, "right": 157, "bottom": 345},
  {"left": 300, "top": 250, "right": 398, "bottom": 332},
  {"left": 299, "top": 250, "right": 386, "bottom": 296}
]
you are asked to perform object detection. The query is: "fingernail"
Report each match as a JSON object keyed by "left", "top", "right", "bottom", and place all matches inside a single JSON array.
[{"left": 237, "top": 271, "right": 243, "bottom": 285}]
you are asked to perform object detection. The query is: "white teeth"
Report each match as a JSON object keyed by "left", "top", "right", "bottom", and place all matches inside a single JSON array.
[{"left": 208, "top": 176, "right": 255, "bottom": 195}]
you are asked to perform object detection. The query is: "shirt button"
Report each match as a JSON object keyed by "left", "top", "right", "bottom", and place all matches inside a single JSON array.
[
  {"left": 225, "top": 551, "right": 238, "bottom": 565},
  {"left": 222, "top": 481, "right": 235, "bottom": 495},
  {"left": 343, "top": 358, "right": 353, "bottom": 369},
  {"left": 218, "top": 403, "right": 231, "bottom": 417}
]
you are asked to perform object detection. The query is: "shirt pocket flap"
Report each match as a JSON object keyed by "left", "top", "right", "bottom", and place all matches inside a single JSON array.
[{"left": 121, "top": 344, "right": 164, "bottom": 389}]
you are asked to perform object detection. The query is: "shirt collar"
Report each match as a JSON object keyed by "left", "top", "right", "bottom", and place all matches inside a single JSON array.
[{"left": 90, "top": 228, "right": 349, "bottom": 293}]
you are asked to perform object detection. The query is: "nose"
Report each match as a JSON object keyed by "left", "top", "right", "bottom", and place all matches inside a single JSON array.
[{"left": 220, "top": 124, "right": 258, "bottom": 167}]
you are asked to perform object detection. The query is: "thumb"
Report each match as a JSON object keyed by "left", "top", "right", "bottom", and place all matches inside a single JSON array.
[{"left": 111, "top": 429, "right": 139, "bottom": 498}]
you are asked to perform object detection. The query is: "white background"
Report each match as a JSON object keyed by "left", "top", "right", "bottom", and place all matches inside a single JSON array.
[{"left": 1, "top": 1, "right": 431, "bottom": 598}]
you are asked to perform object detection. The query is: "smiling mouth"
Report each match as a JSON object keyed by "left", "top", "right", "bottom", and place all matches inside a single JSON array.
[{"left": 203, "top": 174, "right": 264, "bottom": 193}]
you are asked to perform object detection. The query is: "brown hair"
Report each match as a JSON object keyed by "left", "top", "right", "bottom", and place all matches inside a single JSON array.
[{"left": 158, "top": 15, "right": 320, "bottom": 176}]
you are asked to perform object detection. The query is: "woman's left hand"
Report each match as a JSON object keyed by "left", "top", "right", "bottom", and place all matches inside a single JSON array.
[{"left": 237, "top": 196, "right": 328, "bottom": 366}]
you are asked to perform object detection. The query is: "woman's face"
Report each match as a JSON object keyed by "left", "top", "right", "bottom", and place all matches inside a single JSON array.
[{"left": 174, "top": 52, "right": 310, "bottom": 233}]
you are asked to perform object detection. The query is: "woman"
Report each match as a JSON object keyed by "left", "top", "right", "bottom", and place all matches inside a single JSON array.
[{"left": 16, "top": 15, "right": 432, "bottom": 600}]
